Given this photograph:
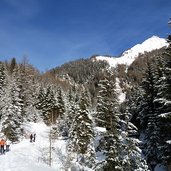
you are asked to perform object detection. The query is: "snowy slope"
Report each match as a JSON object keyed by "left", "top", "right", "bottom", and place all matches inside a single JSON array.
[
  {"left": 0, "top": 122, "right": 67, "bottom": 171},
  {"left": 95, "top": 36, "right": 168, "bottom": 67},
  {"left": 115, "top": 77, "right": 125, "bottom": 103}
]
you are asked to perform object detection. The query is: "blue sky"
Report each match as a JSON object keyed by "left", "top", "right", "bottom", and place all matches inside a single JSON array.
[{"left": 0, "top": 0, "right": 170, "bottom": 71}]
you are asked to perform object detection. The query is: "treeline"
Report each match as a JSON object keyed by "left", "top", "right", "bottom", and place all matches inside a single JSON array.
[{"left": 49, "top": 58, "right": 110, "bottom": 102}]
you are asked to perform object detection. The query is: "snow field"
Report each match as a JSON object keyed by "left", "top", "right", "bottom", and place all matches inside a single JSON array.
[{"left": 0, "top": 122, "right": 66, "bottom": 171}]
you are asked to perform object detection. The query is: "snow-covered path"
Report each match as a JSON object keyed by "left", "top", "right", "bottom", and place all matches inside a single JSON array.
[
  {"left": 0, "top": 122, "right": 66, "bottom": 171},
  {"left": 0, "top": 122, "right": 168, "bottom": 171}
]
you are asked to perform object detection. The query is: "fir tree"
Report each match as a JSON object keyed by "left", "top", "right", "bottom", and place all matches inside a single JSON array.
[
  {"left": 121, "top": 109, "right": 150, "bottom": 171},
  {"left": 1, "top": 73, "right": 23, "bottom": 142},
  {"left": 153, "top": 34, "right": 171, "bottom": 166},
  {"left": 55, "top": 87, "right": 65, "bottom": 120},
  {"left": 95, "top": 69, "right": 123, "bottom": 170},
  {"left": 65, "top": 85, "right": 78, "bottom": 136},
  {"left": 35, "top": 85, "right": 56, "bottom": 124},
  {"left": 0, "top": 62, "right": 6, "bottom": 97},
  {"left": 68, "top": 89, "right": 95, "bottom": 169},
  {"left": 140, "top": 57, "right": 160, "bottom": 169},
  {"left": 18, "top": 63, "right": 38, "bottom": 122},
  {"left": 96, "top": 69, "right": 119, "bottom": 131},
  {"left": 0, "top": 63, "right": 7, "bottom": 119},
  {"left": 9, "top": 57, "right": 17, "bottom": 74}
]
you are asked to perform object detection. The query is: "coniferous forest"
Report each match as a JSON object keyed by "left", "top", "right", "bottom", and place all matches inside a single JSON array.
[{"left": 0, "top": 31, "right": 171, "bottom": 170}]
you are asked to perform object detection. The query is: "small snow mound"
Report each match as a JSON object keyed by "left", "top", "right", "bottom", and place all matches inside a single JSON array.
[
  {"left": 95, "top": 127, "right": 106, "bottom": 133},
  {"left": 166, "top": 140, "right": 171, "bottom": 144}
]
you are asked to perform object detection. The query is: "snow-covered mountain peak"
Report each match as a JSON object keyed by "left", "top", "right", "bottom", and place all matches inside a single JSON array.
[
  {"left": 121, "top": 35, "right": 168, "bottom": 58},
  {"left": 95, "top": 36, "right": 168, "bottom": 67}
]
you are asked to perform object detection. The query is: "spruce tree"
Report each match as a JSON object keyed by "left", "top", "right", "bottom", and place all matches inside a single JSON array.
[
  {"left": 65, "top": 86, "right": 76, "bottom": 131},
  {"left": 95, "top": 69, "right": 122, "bottom": 170},
  {"left": 1, "top": 73, "right": 23, "bottom": 142},
  {"left": 35, "top": 85, "right": 56, "bottom": 124},
  {"left": 153, "top": 34, "right": 171, "bottom": 166},
  {"left": 55, "top": 87, "right": 65, "bottom": 120},
  {"left": 121, "top": 109, "right": 150, "bottom": 171},
  {"left": 140, "top": 57, "right": 160, "bottom": 169},
  {"left": 0, "top": 62, "right": 6, "bottom": 97},
  {"left": 0, "top": 63, "right": 7, "bottom": 119},
  {"left": 18, "top": 63, "right": 38, "bottom": 122},
  {"left": 54, "top": 87, "right": 66, "bottom": 136},
  {"left": 68, "top": 89, "right": 95, "bottom": 168},
  {"left": 96, "top": 69, "right": 119, "bottom": 131}
]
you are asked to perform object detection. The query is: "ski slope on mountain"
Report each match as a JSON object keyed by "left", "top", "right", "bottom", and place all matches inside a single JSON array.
[
  {"left": 0, "top": 122, "right": 66, "bottom": 171},
  {"left": 95, "top": 36, "right": 168, "bottom": 67}
]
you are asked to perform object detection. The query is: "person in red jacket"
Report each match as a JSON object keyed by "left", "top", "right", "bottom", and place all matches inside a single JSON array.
[{"left": 0, "top": 139, "right": 6, "bottom": 154}]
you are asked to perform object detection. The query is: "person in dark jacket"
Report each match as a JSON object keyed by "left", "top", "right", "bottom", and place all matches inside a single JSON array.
[
  {"left": 33, "top": 134, "right": 36, "bottom": 142},
  {"left": 5, "top": 140, "right": 10, "bottom": 152},
  {"left": 30, "top": 134, "right": 33, "bottom": 142}
]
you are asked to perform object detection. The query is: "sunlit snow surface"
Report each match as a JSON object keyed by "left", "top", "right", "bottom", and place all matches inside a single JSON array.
[
  {"left": 95, "top": 36, "right": 168, "bottom": 67},
  {"left": 116, "top": 77, "right": 126, "bottom": 103},
  {"left": 0, "top": 122, "right": 66, "bottom": 171}
]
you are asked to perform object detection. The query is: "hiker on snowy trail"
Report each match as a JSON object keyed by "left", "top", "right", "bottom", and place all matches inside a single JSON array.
[
  {"left": 0, "top": 139, "right": 6, "bottom": 154},
  {"left": 30, "top": 134, "right": 33, "bottom": 142},
  {"left": 6, "top": 140, "right": 10, "bottom": 152},
  {"left": 33, "top": 133, "right": 36, "bottom": 142}
]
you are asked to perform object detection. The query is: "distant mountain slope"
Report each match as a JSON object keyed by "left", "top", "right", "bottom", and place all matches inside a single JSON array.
[
  {"left": 95, "top": 36, "right": 168, "bottom": 67},
  {"left": 49, "top": 58, "right": 108, "bottom": 84}
]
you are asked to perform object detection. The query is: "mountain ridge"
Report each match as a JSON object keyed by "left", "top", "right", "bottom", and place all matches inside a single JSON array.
[{"left": 94, "top": 35, "right": 168, "bottom": 67}]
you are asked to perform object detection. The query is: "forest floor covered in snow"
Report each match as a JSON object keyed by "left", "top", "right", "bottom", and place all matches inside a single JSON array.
[{"left": 0, "top": 122, "right": 168, "bottom": 171}]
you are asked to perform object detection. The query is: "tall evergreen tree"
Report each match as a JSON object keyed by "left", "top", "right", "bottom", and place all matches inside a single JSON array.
[
  {"left": 1, "top": 72, "right": 23, "bottom": 142},
  {"left": 35, "top": 85, "right": 56, "bottom": 124},
  {"left": 68, "top": 89, "right": 95, "bottom": 169},
  {"left": 0, "top": 62, "right": 6, "bottom": 96},
  {"left": 18, "top": 62, "right": 38, "bottom": 122},
  {"left": 53, "top": 87, "right": 66, "bottom": 137},
  {"left": 116, "top": 109, "right": 149, "bottom": 171},
  {"left": 0, "top": 63, "right": 7, "bottom": 119},
  {"left": 9, "top": 57, "right": 17, "bottom": 74},
  {"left": 65, "top": 85, "right": 80, "bottom": 136},
  {"left": 55, "top": 87, "right": 65, "bottom": 120},
  {"left": 153, "top": 34, "right": 171, "bottom": 166},
  {"left": 95, "top": 69, "right": 123, "bottom": 170},
  {"left": 140, "top": 57, "right": 160, "bottom": 169},
  {"left": 96, "top": 69, "right": 119, "bottom": 131}
]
